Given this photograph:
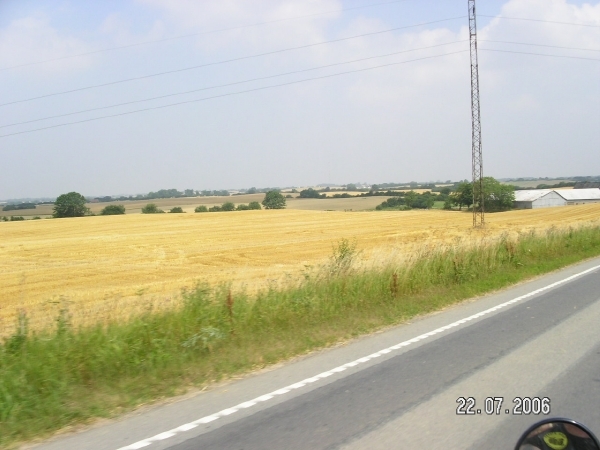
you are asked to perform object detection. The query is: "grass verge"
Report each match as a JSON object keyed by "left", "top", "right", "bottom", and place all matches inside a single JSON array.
[{"left": 2, "top": 225, "right": 600, "bottom": 448}]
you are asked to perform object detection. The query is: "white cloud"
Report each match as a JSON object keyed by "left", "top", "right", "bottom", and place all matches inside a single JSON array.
[
  {"left": 135, "top": 0, "right": 341, "bottom": 52},
  {"left": 0, "top": 13, "right": 93, "bottom": 72}
]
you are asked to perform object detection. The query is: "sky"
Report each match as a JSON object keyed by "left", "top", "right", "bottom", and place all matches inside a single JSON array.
[{"left": 0, "top": 0, "right": 599, "bottom": 199}]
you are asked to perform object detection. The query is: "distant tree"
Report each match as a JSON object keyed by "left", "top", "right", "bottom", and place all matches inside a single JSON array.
[
  {"left": 194, "top": 205, "right": 208, "bottom": 213},
  {"left": 208, "top": 205, "right": 222, "bottom": 212},
  {"left": 450, "top": 182, "right": 473, "bottom": 210},
  {"left": 221, "top": 202, "right": 235, "bottom": 211},
  {"left": 346, "top": 183, "right": 357, "bottom": 191},
  {"left": 247, "top": 187, "right": 258, "bottom": 194},
  {"left": 184, "top": 189, "right": 195, "bottom": 197},
  {"left": 100, "top": 204, "right": 126, "bottom": 215},
  {"left": 450, "top": 178, "right": 514, "bottom": 212},
  {"left": 262, "top": 191, "right": 286, "bottom": 209},
  {"left": 404, "top": 191, "right": 418, "bottom": 209},
  {"left": 142, "top": 203, "right": 164, "bottom": 214},
  {"left": 169, "top": 206, "right": 184, "bottom": 213},
  {"left": 236, "top": 204, "right": 250, "bottom": 211},
  {"left": 299, "top": 188, "right": 322, "bottom": 199},
  {"left": 480, "top": 177, "right": 515, "bottom": 212},
  {"left": 371, "top": 184, "right": 380, "bottom": 191},
  {"left": 53, "top": 192, "right": 89, "bottom": 218},
  {"left": 3, "top": 203, "right": 36, "bottom": 211},
  {"left": 248, "top": 201, "right": 262, "bottom": 210},
  {"left": 10, "top": 216, "right": 25, "bottom": 221}
]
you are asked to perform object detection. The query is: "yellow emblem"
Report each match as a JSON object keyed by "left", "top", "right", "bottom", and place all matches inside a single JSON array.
[{"left": 543, "top": 431, "right": 569, "bottom": 450}]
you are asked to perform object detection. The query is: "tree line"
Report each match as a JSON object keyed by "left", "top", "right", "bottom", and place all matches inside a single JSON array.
[
  {"left": 375, "top": 177, "right": 515, "bottom": 212},
  {"left": 45, "top": 190, "right": 288, "bottom": 218}
]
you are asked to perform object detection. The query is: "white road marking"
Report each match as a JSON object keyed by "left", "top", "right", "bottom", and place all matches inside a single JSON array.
[{"left": 116, "top": 263, "right": 600, "bottom": 450}]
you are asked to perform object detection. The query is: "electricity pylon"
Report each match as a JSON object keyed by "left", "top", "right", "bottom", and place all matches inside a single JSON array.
[{"left": 469, "top": 0, "right": 484, "bottom": 227}]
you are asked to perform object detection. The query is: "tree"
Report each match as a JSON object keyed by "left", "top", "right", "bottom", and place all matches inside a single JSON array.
[
  {"left": 221, "top": 202, "right": 235, "bottom": 211},
  {"left": 236, "top": 204, "right": 250, "bottom": 210},
  {"left": 142, "top": 203, "right": 164, "bottom": 214},
  {"left": 262, "top": 191, "right": 286, "bottom": 209},
  {"left": 194, "top": 205, "right": 208, "bottom": 213},
  {"left": 450, "top": 178, "right": 514, "bottom": 212},
  {"left": 480, "top": 177, "right": 515, "bottom": 212},
  {"left": 248, "top": 201, "right": 262, "bottom": 210},
  {"left": 100, "top": 204, "right": 125, "bottom": 215},
  {"left": 450, "top": 182, "right": 473, "bottom": 210},
  {"left": 53, "top": 192, "right": 89, "bottom": 218},
  {"left": 404, "top": 191, "right": 418, "bottom": 209},
  {"left": 299, "top": 188, "right": 322, "bottom": 199},
  {"left": 169, "top": 206, "right": 184, "bottom": 213}
]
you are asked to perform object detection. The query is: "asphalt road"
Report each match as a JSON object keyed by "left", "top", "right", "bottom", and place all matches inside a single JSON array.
[{"left": 32, "top": 257, "right": 600, "bottom": 450}]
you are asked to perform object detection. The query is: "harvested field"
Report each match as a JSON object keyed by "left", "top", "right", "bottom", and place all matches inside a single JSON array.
[{"left": 1, "top": 204, "right": 599, "bottom": 336}]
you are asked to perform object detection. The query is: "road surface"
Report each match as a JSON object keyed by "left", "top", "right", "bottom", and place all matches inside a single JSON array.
[{"left": 32, "top": 257, "right": 600, "bottom": 450}]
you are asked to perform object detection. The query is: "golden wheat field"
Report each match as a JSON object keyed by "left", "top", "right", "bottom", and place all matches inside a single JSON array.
[{"left": 1, "top": 204, "right": 599, "bottom": 336}]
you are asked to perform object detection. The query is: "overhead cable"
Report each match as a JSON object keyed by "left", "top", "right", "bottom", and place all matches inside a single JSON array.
[
  {"left": 480, "top": 48, "right": 600, "bottom": 61},
  {"left": 0, "top": 16, "right": 465, "bottom": 108},
  {"left": 0, "top": 41, "right": 467, "bottom": 129},
  {"left": 479, "top": 14, "right": 600, "bottom": 28},
  {"left": 481, "top": 40, "right": 600, "bottom": 53},
  {"left": 0, "top": 50, "right": 468, "bottom": 139}
]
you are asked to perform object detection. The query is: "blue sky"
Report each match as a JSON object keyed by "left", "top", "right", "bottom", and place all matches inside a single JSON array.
[{"left": 1, "top": 0, "right": 599, "bottom": 198}]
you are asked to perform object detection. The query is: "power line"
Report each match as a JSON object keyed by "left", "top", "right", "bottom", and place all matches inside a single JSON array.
[
  {"left": 0, "top": 41, "right": 467, "bottom": 129},
  {"left": 481, "top": 40, "right": 600, "bottom": 53},
  {"left": 0, "top": 50, "right": 468, "bottom": 139},
  {"left": 479, "top": 48, "right": 600, "bottom": 62},
  {"left": 479, "top": 14, "right": 600, "bottom": 28},
  {"left": 0, "top": 0, "right": 414, "bottom": 71},
  {"left": 0, "top": 16, "right": 465, "bottom": 108}
]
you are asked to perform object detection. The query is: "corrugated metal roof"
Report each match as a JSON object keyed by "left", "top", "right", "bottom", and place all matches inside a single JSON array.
[
  {"left": 556, "top": 189, "right": 600, "bottom": 201},
  {"left": 514, "top": 190, "right": 553, "bottom": 202}
]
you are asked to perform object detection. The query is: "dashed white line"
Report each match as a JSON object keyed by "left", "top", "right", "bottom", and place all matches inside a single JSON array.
[{"left": 117, "top": 263, "right": 600, "bottom": 450}]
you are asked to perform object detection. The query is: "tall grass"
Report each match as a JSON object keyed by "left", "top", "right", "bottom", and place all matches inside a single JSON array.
[{"left": 2, "top": 225, "right": 600, "bottom": 447}]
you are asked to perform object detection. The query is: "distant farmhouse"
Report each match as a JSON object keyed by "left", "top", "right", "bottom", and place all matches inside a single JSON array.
[{"left": 514, "top": 188, "right": 600, "bottom": 209}]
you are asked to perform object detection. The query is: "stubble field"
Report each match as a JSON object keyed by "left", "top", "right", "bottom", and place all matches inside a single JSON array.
[{"left": 1, "top": 204, "right": 599, "bottom": 337}]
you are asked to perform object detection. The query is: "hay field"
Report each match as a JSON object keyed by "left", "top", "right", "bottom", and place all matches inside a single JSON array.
[{"left": 1, "top": 205, "right": 599, "bottom": 336}]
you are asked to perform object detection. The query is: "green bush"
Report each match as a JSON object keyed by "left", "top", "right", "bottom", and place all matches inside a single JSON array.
[
  {"left": 236, "top": 204, "right": 250, "bottom": 211},
  {"left": 248, "top": 202, "right": 262, "bottom": 210},
  {"left": 208, "top": 205, "right": 222, "bottom": 212},
  {"left": 141, "top": 203, "right": 164, "bottom": 214},
  {"left": 194, "top": 205, "right": 208, "bottom": 213},
  {"left": 9, "top": 216, "right": 25, "bottom": 221},
  {"left": 169, "top": 207, "right": 184, "bottom": 213},
  {"left": 221, "top": 202, "right": 235, "bottom": 212},
  {"left": 100, "top": 205, "right": 126, "bottom": 215}
]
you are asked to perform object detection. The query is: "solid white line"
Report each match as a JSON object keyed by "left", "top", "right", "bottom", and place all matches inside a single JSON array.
[{"left": 116, "top": 263, "right": 600, "bottom": 450}]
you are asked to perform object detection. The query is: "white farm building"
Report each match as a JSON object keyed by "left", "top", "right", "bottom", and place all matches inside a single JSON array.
[{"left": 513, "top": 189, "right": 600, "bottom": 209}]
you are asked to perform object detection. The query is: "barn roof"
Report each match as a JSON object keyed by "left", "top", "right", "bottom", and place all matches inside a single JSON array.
[
  {"left": 556, "top": 188, "right": 600, "bottom": 201},
  {"left": 514, "top": 190, "right": 554, "bottom": 202}
]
